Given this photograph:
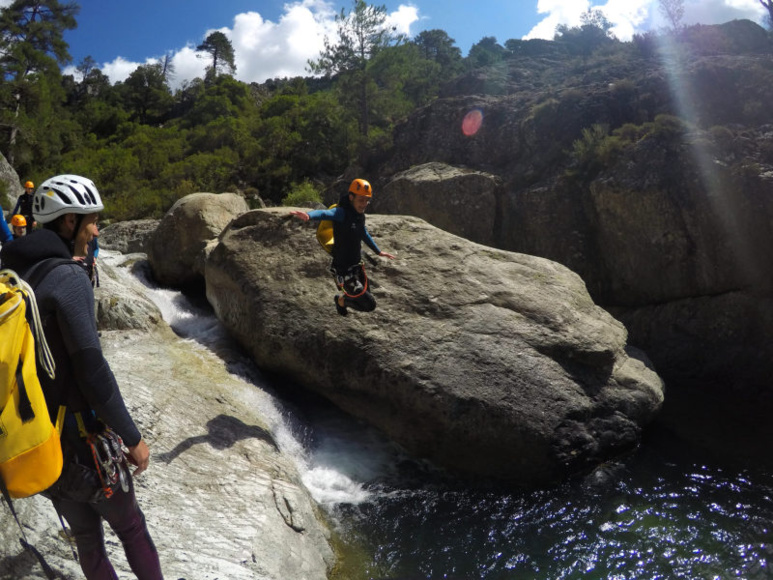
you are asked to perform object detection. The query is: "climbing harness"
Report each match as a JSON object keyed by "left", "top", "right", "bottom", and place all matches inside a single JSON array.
[
  {"left": 332, "top": 262, "right": 369, "bottom": 298},
  {"left": 86, "top": 428, "right": 129, "bottom": 499}
]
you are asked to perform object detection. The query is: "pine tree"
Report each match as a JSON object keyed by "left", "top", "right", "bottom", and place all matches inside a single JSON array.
[
  {"left": 196, "top": 31, "right": 236, "bottom": 84},
  {"left": 760, "top": 0, "right": 773, "bottom": 29},
  {"left": 658, "top": 0, "right": 685, "bottom": 30},
  {"left": 308, "top": 0, "right": 398, "bottom": 140},
  {"left": 0, "top": 0, "right": 78, "bottom": 164}
]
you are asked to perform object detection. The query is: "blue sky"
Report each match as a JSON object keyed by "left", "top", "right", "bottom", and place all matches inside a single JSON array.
[{"left": 3, "top": 0, "right": 768, "bottom": 88}]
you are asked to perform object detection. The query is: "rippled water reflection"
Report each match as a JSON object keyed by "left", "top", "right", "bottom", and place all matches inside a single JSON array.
[{"left": 328, "top": 440, "right": 773, "bottom": 579}]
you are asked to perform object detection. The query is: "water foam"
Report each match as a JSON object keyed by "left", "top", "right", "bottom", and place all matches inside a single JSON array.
[{"left": 104, "top": 251, "right": 380, "bottom": 507}]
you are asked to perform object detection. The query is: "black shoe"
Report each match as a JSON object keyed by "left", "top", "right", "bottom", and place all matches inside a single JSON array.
[{"left": 334, "top": 295, "right": 348, "bottom": 316}]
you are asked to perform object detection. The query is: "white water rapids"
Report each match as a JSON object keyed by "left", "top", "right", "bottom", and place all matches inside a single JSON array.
[{"left": 107, "top": 251, "right": 397, "bottom": 509}]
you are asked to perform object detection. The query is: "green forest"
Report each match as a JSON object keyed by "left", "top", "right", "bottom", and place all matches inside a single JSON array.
[{"left": 1, "top": 0, "right": 771, "bottom": 222}]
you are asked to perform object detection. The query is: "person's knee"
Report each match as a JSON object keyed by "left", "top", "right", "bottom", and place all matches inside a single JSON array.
[
  {"left": 345, "top": 293, "right": 376, "bottom": 312},
  {"left": 360, "top": 294, "right": 377, "bottom": 312}
]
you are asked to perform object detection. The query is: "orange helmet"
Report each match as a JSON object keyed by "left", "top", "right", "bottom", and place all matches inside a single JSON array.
[
  {"left": 24, "top": 181, "right": 34, "bottom": 189},
  {"left": 11, "top": 214, "right": 26, "bottom": 227},
  {"left": 348, "top": 178, "right": 372, "bottom": 198}
]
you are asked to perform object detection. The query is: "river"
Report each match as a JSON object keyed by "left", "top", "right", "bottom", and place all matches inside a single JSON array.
[{"left": 122, "top": 254, "right": 773, "bottom": 580}]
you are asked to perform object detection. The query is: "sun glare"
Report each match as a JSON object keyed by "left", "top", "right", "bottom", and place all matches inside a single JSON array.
[{"left": 462, "top": 109, "right": 484, "bottom": 136}]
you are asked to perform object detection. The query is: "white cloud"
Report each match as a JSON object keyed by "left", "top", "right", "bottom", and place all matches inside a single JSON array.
[
  {"left": 524, "top": 0, "right": 767, "bottom": 41},
  {"left": 171, "top": 45, "right": 207, "bottom": 87},
  {"left": 601, "top": 0, "right": 653, "bottom": 39},
  {"left": 227, "top": 0, "right": 334, "bottom": 85},
  {"left": 83, "top": 0, "right": 418, "bottom": 90},
  {"left": 386, "top": 4, "right": 420, "bottom": 37},
  {"left": 524, "top": 0, "right": 590, "bottom": 40},
  {"left": 99, "top": 57, "right": 140, "bottom": 83},
  {"left": 681, "top": 0, "right": 766, "bottom": 27}
]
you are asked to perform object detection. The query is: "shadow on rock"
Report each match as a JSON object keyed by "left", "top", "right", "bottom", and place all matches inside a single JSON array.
[
  {"left": 0, "top": 547, "right": 67, "bottom": 580},
  {"left": 157, "top": 414, "right": 278, "bottom": 464}
]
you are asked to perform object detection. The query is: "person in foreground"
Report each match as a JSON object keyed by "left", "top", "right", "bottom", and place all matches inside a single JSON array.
[
  {"left": 289, "top": 178, "right": 396, "bottom": 315},
  {"left": 0, "top": 174, "right": 164, "bottom": 580}
]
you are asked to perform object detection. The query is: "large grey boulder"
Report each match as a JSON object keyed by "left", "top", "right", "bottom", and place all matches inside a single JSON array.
[
  {"left": 95, "top": 252, "right": 165, "bottom": 332},
  {"left": 0, "top": 151, "right": 23, "bottom": 211},
  {"left": 148, "top": 192, "right": 248, "bottom": 288},
  {"left": 375, "top": 162, "right": 501, "bottom": 247},
  {"left": 205, "top": 209, "right": 664, "bottom": 485},
  {"left": 99, "top": 219, "right": 160, "bottom": 254}
]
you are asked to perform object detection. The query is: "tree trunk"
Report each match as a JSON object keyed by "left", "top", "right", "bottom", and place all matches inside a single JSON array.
[
  {"left": 360, "top": 78, "right": 369, "bottom": 139},
  {"left": 761, "top": 0, "right": 773, "bottom": 26},
  {"left": 7, "top": 93, "right": 20, "bottom": 166}
]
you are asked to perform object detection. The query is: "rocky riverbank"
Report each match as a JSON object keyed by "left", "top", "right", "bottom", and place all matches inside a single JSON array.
[{"left": 0, "top": 253, "right": 334, "bottom": 580}]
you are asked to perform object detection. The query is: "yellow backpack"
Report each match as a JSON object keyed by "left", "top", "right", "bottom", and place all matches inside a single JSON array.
[
  {"left": 315, "top": 204, "right": 337, "bottom": 254},
  {"left": 0, "top": 268, "right": 62, "bottom": 499}
]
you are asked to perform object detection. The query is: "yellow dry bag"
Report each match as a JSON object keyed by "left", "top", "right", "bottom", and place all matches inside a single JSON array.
[
  {"left": 315, "top": 204, "right": 337, "bottom": 255},
  {"left": 0, "top": 269, "right": 62, "bottom": 498}
]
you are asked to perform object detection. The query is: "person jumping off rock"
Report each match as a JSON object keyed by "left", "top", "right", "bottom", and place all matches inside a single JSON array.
[{"left": 289, "top": 178, "right": 396, "bottom": 316}]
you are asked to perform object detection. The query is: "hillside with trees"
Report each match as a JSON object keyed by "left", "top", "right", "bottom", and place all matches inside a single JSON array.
[{"left": 0, "top": 0, "right": 770, "bottom": 224}]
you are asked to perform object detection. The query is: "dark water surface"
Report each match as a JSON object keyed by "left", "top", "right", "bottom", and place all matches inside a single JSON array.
[
  {"left": 324, "top": 442, "right": 773, "bottom": 579},
  {"left": 312, "top": 395, "right": 773, "bottom": 580}
]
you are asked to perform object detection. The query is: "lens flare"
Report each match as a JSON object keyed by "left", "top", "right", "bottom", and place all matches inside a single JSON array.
[{"left": 462, "top": 109, "right": 483, "bottom": 136}]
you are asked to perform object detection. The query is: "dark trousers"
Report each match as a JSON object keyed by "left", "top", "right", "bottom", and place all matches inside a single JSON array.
[
  {"left": 53, "top": 478, "right": 163, "bottom": 580},
  {"left": 334, "top": 262, "right": 377, "bottom": 312},
  {"left": 342, "top": 290, "right": 377, "bottom": 312}
]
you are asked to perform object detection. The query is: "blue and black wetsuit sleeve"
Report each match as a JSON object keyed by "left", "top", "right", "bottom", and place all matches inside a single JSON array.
[
  {"left": 362, "top": 225, "right": 381, "bottom": 255},
  {"left": 306, "top": 207, "right": 345, "bottom": 222}
]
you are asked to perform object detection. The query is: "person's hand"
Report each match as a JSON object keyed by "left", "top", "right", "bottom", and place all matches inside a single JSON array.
[
  {"left": 289, "top": 210, "right": 310, "bottom": 222},
  {"left": 379, "top": 251, "right": 396, "bottom": 260},
  {"left": 126, "top": 439, "right": 150, "bottom": 477}
]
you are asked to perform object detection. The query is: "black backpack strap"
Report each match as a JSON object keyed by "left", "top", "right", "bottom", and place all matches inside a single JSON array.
[
  {"left": 18, "top": 258, "right": 71, "bottom": 381},
  {"left": 24, "top": 257, "right": 75, "bottom": 290},
  {"left": 0, "top": 477, "right": 60, "bottom": 579}
]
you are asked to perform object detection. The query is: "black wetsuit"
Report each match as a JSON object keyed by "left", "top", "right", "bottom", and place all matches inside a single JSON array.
[{"left": 11, "top": 192, "right": 34, "bottom": 229}]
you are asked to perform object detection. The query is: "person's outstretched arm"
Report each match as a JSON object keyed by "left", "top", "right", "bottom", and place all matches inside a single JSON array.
[
  {"left": 289, "top": 207, "right": 344, "bottom": 222},
  {"left": 363, "top": 227, "right": 396, "bottom": 260}
]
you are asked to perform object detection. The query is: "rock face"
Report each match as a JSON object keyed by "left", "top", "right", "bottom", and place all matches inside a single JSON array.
[
  {"left": 94, "top": 253, "right": 165, "bottom": 332},
  {"left": 205, "top": 209, "right": 664, "bottom": 485},
  {"left": 0, "top": 151, "right": 23, "bottom": 210},
  {"left": 375, "top": 162, "right": 501, "bottom": 248},
  {"left": 148, "top": 192, "right": 248, "bottom": 288},
  {"left": 99, "top": 219, "right": 160, "bottom": 255},
  {"left": 365, "top": 25, "right": 773, "bottom": 406},
  {"left": 0, "top": 254, "right": 334, "bottom": 580}
]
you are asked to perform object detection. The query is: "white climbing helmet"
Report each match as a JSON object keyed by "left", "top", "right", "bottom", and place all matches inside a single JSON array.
[{"left": 33, "top": 174, "right": 104, "bottom": 224}]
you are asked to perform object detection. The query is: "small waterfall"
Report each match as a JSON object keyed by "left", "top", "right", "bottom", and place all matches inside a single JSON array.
[{"left": 104, "top": 251, "right": 388, "bottom": 508}]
